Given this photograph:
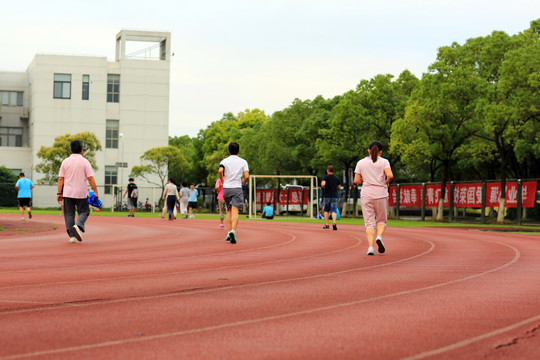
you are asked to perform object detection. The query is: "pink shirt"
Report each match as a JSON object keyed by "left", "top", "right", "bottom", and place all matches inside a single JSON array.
[
  {"left": 354, "top": 156, "right": 391, "bottom": 199},
  {"left": 59, "top": 154, "right": 94, "bottom": 199},
  {"left": 215, "top": 179, "right": 224, "bottom": 200}
]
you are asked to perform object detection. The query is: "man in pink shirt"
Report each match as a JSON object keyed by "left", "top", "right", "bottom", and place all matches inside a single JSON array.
[{"left": 57, "top": 140, "right": 99, "bottom": 243}]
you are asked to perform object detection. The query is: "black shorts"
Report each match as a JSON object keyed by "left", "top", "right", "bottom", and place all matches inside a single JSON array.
[
  {"left": 188, "top": 201, "right": 198, "bottom": 209},
  {"left": 18, "top": 198, "right": 31, "bottom": 207}
]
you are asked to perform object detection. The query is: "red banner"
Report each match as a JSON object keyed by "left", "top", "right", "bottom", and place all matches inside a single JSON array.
[
  {"left": 425, "top": 184, "right": 450, "bottom": 207},
  {"left": 388, "top": 185, "right": 422, "bottom": 207},
  {"left": 256, "top": 189, "right": 308, "bottom": 205},
  {"left": 486, "top": 181, "right": 537, "bottom": 208},
  {"left": 452, "top": 183, "right": 482, "bottom": 208},
  {"left": 389, "top": 181, "right": 537, "bottom": 208}
]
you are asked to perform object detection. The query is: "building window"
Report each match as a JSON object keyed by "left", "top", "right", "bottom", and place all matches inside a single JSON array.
[
  {"left": 0, "top": 91, "right": 23, "bottom": 106},
  {"left": 105, "top": 166, "right": 118, "bottom": 194},
  {"left": 106, "top": 120, "right": 119, "bottom": 149},
  {"left": 107, "top": 74, "right": 120, "bottom": 103},
  {"left": 0, "top": 127, "right": 23, "bottom": 147},
  {"left": 82, "top": 75, "right": 90, "bottom": 100},
  {"left": 53, "top": 74, "right": 71, "bottom": 99}
]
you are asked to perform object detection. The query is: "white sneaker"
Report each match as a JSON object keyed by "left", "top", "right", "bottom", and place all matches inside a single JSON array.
[
  {"left": 71, "top": 225, "right": 83, "bottom": 242},
  {"left": 20, "top": 217, "right": 25, "bottom": 221},
  {"left": 366, "top": 247, "right": 375, "bottom": 255},
  {"left": 69, "top": 237, "right": 77, "bottom": 243}
]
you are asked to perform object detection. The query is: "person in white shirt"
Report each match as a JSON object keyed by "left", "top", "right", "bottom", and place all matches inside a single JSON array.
[{"left": 218, "top": 142, "right": 249, "bottom": 244}]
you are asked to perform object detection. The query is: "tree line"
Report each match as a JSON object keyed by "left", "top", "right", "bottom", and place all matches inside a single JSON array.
[{"left": 167, "top": 19, "right": 539, "bottom": 222}]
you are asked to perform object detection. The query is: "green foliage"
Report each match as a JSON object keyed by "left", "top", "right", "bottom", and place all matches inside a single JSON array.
[
  {"left": 35, "top": 132, "right": 102, "bottom": 184},
  {"left": 0, "top": 166, "right": 18, "bottom": 206},
  {"left": 170, "top": 18, "right": 540, "bottom": 201},
  {"left": 130, "top": 146, "right": 190, "bottom": 189}
]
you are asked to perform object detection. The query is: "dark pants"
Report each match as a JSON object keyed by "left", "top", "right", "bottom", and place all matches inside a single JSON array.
[
  {"left": 166, "top": 195, "right": 176, "bottom": 218},
  {"left": 63, "top": 197, "right": 90, "bottom": 237},
  {"left": 262, "top": 213, "right": 274, "bottom": 220}
]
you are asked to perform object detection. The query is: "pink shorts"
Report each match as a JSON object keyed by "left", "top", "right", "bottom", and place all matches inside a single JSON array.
[{"left": 361, "top": 197, "right": 388, "bottom": 229}]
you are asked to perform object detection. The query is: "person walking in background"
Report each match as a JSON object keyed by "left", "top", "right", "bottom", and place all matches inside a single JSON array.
[
  {"left": 123, "top": 178, "right": 138, "bottom": 217},
  {"left": 57, "top": 140, "right": 99, "bottom": 243},
  {"left": 188, "top": 184, "right": 199, "bottom": 219},
  {"left": 219, "top": 142, "right": 249, "bottom": 244},
  {"left": 179, "top": 181, "right": 190, "bottom": 219},
  {"left": 15, "top": 172, "right": 35, "bottom": 221},
  {"left": 321, "top": 165, "right": 341, "bottom": 230},
  {"left": 215, "top": 177, "right": 226, "bottom": 229},
  {"left": 261, "top": 202, "right": 274, "bottom": 220},
  {"left": 162, "top": 178, "right": 179, "bottom": 221},
  {"left": 354, "top": 140, "right": 393, "bottom": 256}
]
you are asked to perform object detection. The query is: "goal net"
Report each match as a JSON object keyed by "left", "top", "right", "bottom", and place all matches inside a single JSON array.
[{"left": 248, "top": 175, "right": 319, "bottom": 219}]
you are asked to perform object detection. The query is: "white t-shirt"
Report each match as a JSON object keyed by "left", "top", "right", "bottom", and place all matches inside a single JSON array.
[{"left": 220, "top": 155, "right": 249, "bottom": 188}]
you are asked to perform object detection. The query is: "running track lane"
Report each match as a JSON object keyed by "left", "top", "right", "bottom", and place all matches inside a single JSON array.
[{"left": 0, "top": 214, "right": 539, "bottom": 359}]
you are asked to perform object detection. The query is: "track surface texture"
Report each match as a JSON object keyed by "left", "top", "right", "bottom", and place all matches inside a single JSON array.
[{"left": 1, "top": 214, "right": 539, "bottom": 359}]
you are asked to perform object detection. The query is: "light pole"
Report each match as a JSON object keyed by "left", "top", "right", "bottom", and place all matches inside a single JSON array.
[{"left": 119, "top": 133, "right": 124, "bottom": 188}]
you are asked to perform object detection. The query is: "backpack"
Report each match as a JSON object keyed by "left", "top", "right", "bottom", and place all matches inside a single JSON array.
[{"left": 131, "top": 188, "right": 139, "bottom": 198}]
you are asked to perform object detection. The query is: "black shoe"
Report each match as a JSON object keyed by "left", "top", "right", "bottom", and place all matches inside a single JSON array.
[
  {"left": 28, "top": 211, "right": 32, "bottom": 219},
  {"left": 376, "top": 239, "right": 385, "bottom": 254},
  {"left": 332, "top": 224, "right": 337, "bottom": 231},
  {"left": 229, "top": 232, "right": 237, "bottom": 244},
  {"left": 323, "top": 225, "right": 329, "bottom": 229}
]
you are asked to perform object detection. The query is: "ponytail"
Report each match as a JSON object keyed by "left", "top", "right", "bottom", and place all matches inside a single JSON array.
[
  {"left": 370, "top": 145, "right": 379, "bottom": 163},
  {"left": 368, "top": 140, "right": 383, "bottom": 163}
]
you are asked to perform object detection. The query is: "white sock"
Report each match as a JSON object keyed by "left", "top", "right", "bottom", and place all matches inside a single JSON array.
[{"left": 376, "top": 236, "right": 382, "bottom": 241}]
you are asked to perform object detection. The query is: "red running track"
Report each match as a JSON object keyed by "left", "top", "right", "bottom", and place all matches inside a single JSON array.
[{"left": 0, "top": 214, "right": 539, "bottom": 359}]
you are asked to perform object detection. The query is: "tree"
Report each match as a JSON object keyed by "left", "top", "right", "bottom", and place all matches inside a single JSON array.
[
  {"left": 0, "top": 166, "right": 18, "bottom": 206},
  {"left": 470, "top": 23, "right": 540, "bottom": 222},
  {"left": 35, "top": 132, "right": 102, "bottom": 184},
  {"left": 391, "top": 43, "right": 484, "bottom": 220},
  {"left": 130, "top": 146, "right": 190, "bottom": 190}
]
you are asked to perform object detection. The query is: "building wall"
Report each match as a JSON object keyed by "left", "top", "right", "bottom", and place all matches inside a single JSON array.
[{"left": 0, "top": 30, "right": 171, "bottom": 208}]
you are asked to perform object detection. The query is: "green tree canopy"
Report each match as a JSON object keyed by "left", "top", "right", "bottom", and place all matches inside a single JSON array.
[
  {"left": 35, "top": 132, "right": 102, "bottom": 184},
  {"left": 130, "top": 146, "right": 190, "bottom": 189}
]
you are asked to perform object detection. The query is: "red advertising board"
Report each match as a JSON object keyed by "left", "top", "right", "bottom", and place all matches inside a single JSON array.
[
  {"left": 388, "top": 185, "right": 422, "bottom": 207},
  {"left": 486, "top": 181, "right": 537, "bottom": 208},
  {"left": 389, "top": 181, "right": 537, "bottom": 208},
  {"left": 452, "top": 183, "right": 482, "bottom": 208},
  {"left": 425, "top": 184, "right": 450, "bottom": 207},
  {"left": 256, "top": 189, "right": 308, "bottom": 205}
]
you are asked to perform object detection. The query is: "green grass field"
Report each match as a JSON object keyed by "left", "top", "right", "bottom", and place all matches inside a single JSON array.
[{"left": 2, "top": 207, "right": 539, "bottom": 233}]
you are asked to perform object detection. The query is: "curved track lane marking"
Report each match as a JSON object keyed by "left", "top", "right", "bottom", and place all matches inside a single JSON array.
[
  {"left": 402, "top": 314, "right": 540, "bottom": 360},
  {"left": 0, "top": 227, "right": 300, "bottom": 275},
  {"left": 0, "top": 232, "right": 361, "bottom": 292},
  {"left": 1, "top": 237, "right": 431, "bottom": 313},
  {"left": 0, "top": 240, "right": 521, "bottom": 360}
]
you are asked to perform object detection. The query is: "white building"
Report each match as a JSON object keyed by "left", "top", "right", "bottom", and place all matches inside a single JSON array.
[{"left": 0, "top": 30, "right": 171, "bottom": 208}]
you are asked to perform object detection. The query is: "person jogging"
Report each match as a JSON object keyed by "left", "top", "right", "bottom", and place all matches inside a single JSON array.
[
  {"left": 15, "top": 173, "right": 35, "bottom": 221},
  {"left": 354, "top": 140, "right": 393, "bottom": 255},
  {"left": 321, "top": 164, "right": 341, "bottom": 230},
  {"left": 218, "top": 142, "right": 249, "bottom": 244}
]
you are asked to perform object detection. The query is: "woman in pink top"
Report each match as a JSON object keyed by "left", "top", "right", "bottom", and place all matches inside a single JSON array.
[
  {"left": 215, "top": 178, "right": 226, "bottom": 229},
  {"left": 354, "top": 140, "right": 394, "bottom": 256}
]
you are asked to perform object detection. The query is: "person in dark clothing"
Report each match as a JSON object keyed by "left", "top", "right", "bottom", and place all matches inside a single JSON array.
[{"left": 321, "top": 164, "right": 341, "bottom": 230}]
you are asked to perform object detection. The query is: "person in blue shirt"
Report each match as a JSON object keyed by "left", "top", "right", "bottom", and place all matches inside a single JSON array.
[
  {"left": 188, "top": 184, "right": 199, "bottom": 219},
  {"left": 262, "top": 202, "right": 274, "bottom": 220},
  {"left": 15, "top": 172, "right": 35, "bottom": 221}
]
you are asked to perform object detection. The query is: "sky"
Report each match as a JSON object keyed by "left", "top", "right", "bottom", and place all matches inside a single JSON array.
[{"left": 2, "top": 0, "right": 539, "bottom": 137}]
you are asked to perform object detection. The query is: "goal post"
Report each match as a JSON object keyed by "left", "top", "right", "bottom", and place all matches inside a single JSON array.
[{"left": 248, "top": 175, "right": 319, "bottom": 219}]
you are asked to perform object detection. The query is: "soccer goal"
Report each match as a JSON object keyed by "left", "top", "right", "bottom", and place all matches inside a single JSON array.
[{"left": 248, "top": 175, "right": 319, "bottom": 219}]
